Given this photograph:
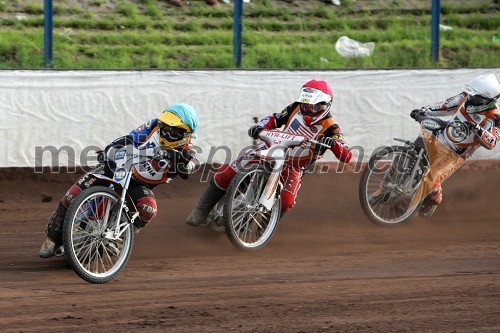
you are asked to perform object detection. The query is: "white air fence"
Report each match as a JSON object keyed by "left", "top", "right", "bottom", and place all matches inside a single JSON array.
[{"left": 0, "top": 69, "right": 498, "bottom": 169}]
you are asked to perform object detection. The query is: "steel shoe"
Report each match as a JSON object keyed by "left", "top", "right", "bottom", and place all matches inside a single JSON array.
[
  {"left": 187, "top": 178, "right": 226, "bottom": 227},
  {"left": 186, "top": 207, "right": 209, "bottom": 227},
  {"left": 39, "top": 237, "right": 57, "bottom": 258},
  {"left": 419, "top": 202, "right": 438, "bottom": 218}
]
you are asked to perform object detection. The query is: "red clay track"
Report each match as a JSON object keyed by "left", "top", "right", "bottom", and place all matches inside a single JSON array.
[{"left": 0, "top": 163, "right": 499, "bottom": 332}]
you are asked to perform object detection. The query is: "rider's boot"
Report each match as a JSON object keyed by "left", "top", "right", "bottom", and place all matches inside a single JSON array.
[
  {"left": 39, "top": 237, "right": 57, "bottom": 258},
  {"left": 133, "top": 225, "right": 142, "bottom": 235},
  {"left": 39, "top": 206, "right": 65, "bottom": 258},
  {"left": 186, "top": 178, "right": 225, "bottom": 227},
  {"left": 133, "top": 217, "right": 147, "bottom": 235},
  {"left": 419, "top": 202, "right": 438, "bottom": 218},
  {"left": 419, "top": 187, "right": 442, "bottom": 218}
]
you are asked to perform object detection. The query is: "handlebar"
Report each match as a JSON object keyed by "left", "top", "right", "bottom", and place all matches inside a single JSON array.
[
  {"left": 111, "top": 146, "right": 181, "bottom": 165},
  {"left": 413, "top": 113, "right": 449, "bottom": 130},
  {"left": 309, "top": 139, "right": 334, "bottom": 149},
  {"left": 258, "top": 129, "right": 334, "bottom": 150}
]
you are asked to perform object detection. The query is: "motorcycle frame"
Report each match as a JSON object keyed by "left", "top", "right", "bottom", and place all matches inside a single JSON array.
[
  {"left": 91, "top": 147, "right": 156, "bottom": 239},
  {"left": 392, "top": 137, "right": 427, "bottom": 194},
  {"left": 255, "top": 130, "right": 330, "bottom": 211}
]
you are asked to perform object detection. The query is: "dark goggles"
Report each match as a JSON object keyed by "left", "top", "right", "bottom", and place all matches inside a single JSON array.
[
  {"left": 158, "top": 121, "right": 188, "bottom": 142},
  {"left": 469, "top": 94, "right": 493, "bottom": 106},
  {"left": 301, "top": 101, "right": 328, "bottom": 114}
]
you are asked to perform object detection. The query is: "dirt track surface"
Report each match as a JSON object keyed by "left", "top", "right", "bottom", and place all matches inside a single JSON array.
[{"left": 0, "top": 164, "right": 499, "bottom": 333}]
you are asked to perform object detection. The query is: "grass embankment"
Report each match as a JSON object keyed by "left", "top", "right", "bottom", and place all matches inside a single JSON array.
[{"left": 0, "top": 0, "right": 498, "bottom": 69}]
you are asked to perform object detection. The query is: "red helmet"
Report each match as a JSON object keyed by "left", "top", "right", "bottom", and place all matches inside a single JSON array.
[{"left": 296, "top": 80, "right": 333, "bottom": 126}]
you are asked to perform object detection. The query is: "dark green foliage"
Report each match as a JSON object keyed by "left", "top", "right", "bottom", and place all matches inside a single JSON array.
[{"left": 0, "top": 0, "right": 498, "bottom": 69}]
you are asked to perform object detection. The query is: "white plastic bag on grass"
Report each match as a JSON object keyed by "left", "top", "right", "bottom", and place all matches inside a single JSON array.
[
  {"left": 439, "top": 24, "right": 453, "bottom": 31},
  {"left": 335, "top": 36, "right": 375, "bottom": 58}
]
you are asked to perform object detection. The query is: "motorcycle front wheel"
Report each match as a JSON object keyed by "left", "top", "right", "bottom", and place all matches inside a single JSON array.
[
  {"left": 62, "top": 186, "right": 134, "bottom": 283},
  {"left": 359, "top": 145, "right": 425, "bottom": 226},
  {"left": 223, "top": 164, "right": 281, "bottom": 250}
]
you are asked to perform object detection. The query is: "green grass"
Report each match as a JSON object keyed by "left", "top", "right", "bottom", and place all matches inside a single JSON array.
[{"left": 0, "top": 0, "right": 498, "bottom": 69}]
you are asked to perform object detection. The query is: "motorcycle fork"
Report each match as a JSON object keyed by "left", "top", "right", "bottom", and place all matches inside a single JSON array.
[
  {"left": 400, "top": 149, "right": 424, "bottom": 192},
  {"left": 111, "top": 166, "right": 136, "bottom": 239},
  {"left": 258, "top": 170, "right": 280, "bottom": 211}
]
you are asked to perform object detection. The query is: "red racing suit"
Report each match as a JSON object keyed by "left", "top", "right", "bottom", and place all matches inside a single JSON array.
[{"left": 214, "top": 101, "right": 352, "bottom": 213}]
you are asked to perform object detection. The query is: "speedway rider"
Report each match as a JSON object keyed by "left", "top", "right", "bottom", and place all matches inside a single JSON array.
[
  {"left": 410, "top": 73, "right": 500, "bottom": 217},
  {"left": 39, "top": 103, "right": 200, "bottom": 258},
  {"left": 186, "top": 79, "right": 352, "bottom": 227}
]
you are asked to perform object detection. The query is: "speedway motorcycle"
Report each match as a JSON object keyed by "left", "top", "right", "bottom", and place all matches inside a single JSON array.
[
  {"left": 203, "top": 129, "right": 331, "bottom": 250},
  {"left": 359, "top": 113, "right": 465, "bottom": 226},
  {"left": 62, "top": 147, "right": 162, "bottom": 284}
]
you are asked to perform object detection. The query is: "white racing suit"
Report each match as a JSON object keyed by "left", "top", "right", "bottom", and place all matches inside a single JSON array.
[{"left": 420, "top": 93, "right": 500, "bottom": 206}]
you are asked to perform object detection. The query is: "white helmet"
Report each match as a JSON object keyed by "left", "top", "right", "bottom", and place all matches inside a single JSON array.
[{"left": 461, "top": 74, "right": 500, "bottom": 113}]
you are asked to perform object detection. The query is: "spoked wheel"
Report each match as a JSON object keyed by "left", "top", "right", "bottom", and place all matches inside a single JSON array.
[
  {"left": 62, "top": 186, "right": 134, "bottom": 283},
  {"left": 359, "top": 146, "right": 425, "bottom": 226},
  {"left": 223, "top": 164, "right": 281, "bottom": 250}
]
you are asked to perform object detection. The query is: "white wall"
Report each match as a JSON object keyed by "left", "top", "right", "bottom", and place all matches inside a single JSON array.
[{"left": 0, "top": 69, "right": 498, "bottom": 168}]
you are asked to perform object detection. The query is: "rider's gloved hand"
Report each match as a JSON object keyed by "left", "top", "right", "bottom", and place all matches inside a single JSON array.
[
  {"left": 248, "top": 125, "right": 263, "bottom": 139},
  {"left": 313, "top": 135, "right": 334, "bottom": 154},
  {"left": 180, "top": 148, "right": 196, "bottom": 162},
  {"left": 177, "top": 148, "right": 199, "bottom": 180},
  {"left": 463, "top": 121, "right": 483, "bottom": 134},
  {"left": 158, "top": 148, "right": 199, "bottom": 178},
  {"left": 319, "top": 136, "right": 334, "bottom": 148},
  {"left": 410, "top": 109, "right": 427, "bottom": 120},
  {"left": 159, "top": 148, "right": 181, "bottom": 162},
  {"left": 96, "top": 150, "right": 106, "bottom": 163}
]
